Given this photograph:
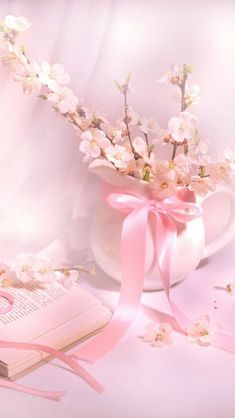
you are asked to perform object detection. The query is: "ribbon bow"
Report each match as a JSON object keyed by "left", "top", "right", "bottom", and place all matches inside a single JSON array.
[{"left": 75, "top": 191, "right": 203, "bottom": 362}]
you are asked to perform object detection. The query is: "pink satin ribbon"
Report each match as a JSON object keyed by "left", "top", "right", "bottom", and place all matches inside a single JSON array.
[
  {"left": 0, "top": 290, "right": 104, "bottom": 400},
  {"left": 74, "top": 190, "right": 235, "bottom": 363}
]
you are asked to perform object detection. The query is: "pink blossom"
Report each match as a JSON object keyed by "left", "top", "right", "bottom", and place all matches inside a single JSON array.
[
  {"left": 189, "top": 139, "right": 210, "bottom": 156},
  {"left": 186, "top": 315, "right": 221, "bottom": 346},
  {"left": 108, "top": 127, "right": 125, "bottom": 143},
  {"left": 150, "top": 162, "right": 178, "bottom": 199},
  {"left": 0, "top": 261, "right": 17, "bottom": 283},
  {"left": 149, "top": 159, "right": 184, "bottom": 199},
  {"left": 14, "top": 254, "right": 37, "bottom": 283},
  {"left": 116, "top": 74, "right": 132, "bottom": 94},
  {"left": 1, "top": 43, "right": 27, "bottom": 69},
  {"left": 133, "top": 136, "right": 148, "bottom": 157},
  {"left": 118, "top": 106, "right": 139, "bottom": 129},
  {"left": 57, "top": 270, "right": 79, "bottom": 289},
  {"left": 144, "top": 322, "right": 173, "bottom": 347},
  {"left": 168, "top": 111, "right": 198, "bottom": 143},
  {"left": 38, "top": 61, "right": 70, "bottom": 91},
  {"left": 224, "top": 147, "right": 235, "bottom": 170},
  {"left": 189, "top": 176, "right": 216, "bottom": 196},
  {"left": 79, "top": 130, "right": 110, "bottom": 163},
  {"left": 32, "top": 256, "right": 56, "bottom": 283},
  {"left": 14, "top": 62, "right": 42, "bottom": 94},
  {"left": 4, "top": 15, "right": 31, "bottom": 32},
  {"left": 208, "top": 162, "right": 232, "bottom": 184},
  {"left": 157, "top": 63, "right": 182, "bottom": 86},
  {"left": 173, "top": 84, "right": 201, "bottom": 106},
  {"left": 105, "top": 144, "right": 133, "bottom": 169},
  {"left": 139, "top": 117, "right": 160, "bottom": 135},
  {"left": 47, "top": 86, "right": 79, "bottom": 114}
]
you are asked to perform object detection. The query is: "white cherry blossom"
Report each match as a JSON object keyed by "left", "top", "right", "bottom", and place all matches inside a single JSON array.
[
  {"left": 1, "top": 43, "right": 27, "bottom": 69},
  {"left": 39, "top": 61, "right": 70, "bottom": 91},
  {"left": 14, "top": 254, "right": 37, "bottom": 283},
  {"left": 79, "top": 130, "right": 110, "bottom": 162},
  {"left": 4, "top": 15, "right": 31, "bottom": 32},
  {"left": 186, "top": 315, "right": 221, "bottom": 346},
  {"left": 139, "top": 117, "right": 160, "bottom": 134},
  {"left": 57, "top": 270, "right": 79, "bottom": 289},
  {"left": 0, "top": 261, "right": 17, "bottom": 283},
  {"left": 14, "top": 62, "right": 42, "bottom": 94},
  {"left": 105, "top": 144, "right": 133, "bottom": 169},
  {"left": 168, "top": 111, "right": 198, "bottom": 143},
  {"left": 224, "top": 146, "right": 235, "bottom": 170},
  {"left": 144, "top": 322, "right": 173, "bottom": 347},
  {"left": 189, "top": 176, "right": 216, "bottom": 196},
  {"left": 32, "top": 256, "right": 56, "bottom": 283},
  {"left": 47, "top": 86, "right": 79, "bottom": 114}
]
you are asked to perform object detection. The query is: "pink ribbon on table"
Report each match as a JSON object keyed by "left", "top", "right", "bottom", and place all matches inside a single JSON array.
[
  {"left": 74, "top": 191, "right": 203, "bottom": 362},
  {"left": 0, "top": 289, "right": 104, "bottom": 400}
]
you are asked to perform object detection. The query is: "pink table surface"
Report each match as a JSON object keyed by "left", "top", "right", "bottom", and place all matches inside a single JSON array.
[{"left": 0, "top": 238, "right": 235, "bottom": 418}]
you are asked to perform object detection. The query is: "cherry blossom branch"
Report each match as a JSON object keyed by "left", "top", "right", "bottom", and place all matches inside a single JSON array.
[
  {"left": 171, "top": 64, "right": 189, "bottom": 160},
  {"left": 123, "top": 87, "right": 136, "bottom": 156},
  {"left": 0, "top": 15, "right": 233, "bottom": 199}
]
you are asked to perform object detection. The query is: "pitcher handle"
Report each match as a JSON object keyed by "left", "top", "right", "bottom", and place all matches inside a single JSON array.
[{"left": 199, "top": 186, "right": 235, "bottom": 259}]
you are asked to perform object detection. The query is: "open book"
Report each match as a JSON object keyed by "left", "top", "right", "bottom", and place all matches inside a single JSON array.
[{"left": 0, "top": 281, "right": 112, "bottom": 379}]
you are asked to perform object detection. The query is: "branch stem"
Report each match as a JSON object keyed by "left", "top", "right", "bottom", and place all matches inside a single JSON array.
[{"left": 171, "top": 64, "right": 188, "bottom": 160}]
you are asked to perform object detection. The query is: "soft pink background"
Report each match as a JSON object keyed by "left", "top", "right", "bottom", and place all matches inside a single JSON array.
[{"left": 0, "top": 1, "right": 235, "bottom": 417}]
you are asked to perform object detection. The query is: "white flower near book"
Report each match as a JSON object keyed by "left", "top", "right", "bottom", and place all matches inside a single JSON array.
[
  {"left": 38, "top": 61, "right": 70, "bottom": 91},
  {"left": 47, "top": 86, "right": 79, "bottom": 114},
  {"left": 14, "top": 254, "right": 37, "bottom": 283},
  {"left": 0, "top": 261, "right": 17, "bottom": 283},
  {"left": 14, "top": 62, "right": 42, "bottom": 94},
  {"left": 58, "top": 270, "right": 79, "bottom": 289},
  {"left": 4, "top": 15, "right": 31, "bottom": 32},
  {"left": 186, "top": 315, "right": 221, "bottom": 346},
  {"left": 144, "top": 322, "right": 173, "bottom": 347},
  {"left": 168, "top": 111, "right": 198, "bottom": 143},
  {"left": 33, "top": 256, "right": 56, "bottom": 283},
  {"left": 79, "top": 130, "right": 110, "bottom": 163}
]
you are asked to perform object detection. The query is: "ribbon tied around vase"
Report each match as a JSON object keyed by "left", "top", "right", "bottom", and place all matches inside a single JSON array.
[
  {"left": 74, "top": 190, "right": 235, "bottom": 363},
  {"left": 75, "top": 191, "right": 202, "bottom": 361}
]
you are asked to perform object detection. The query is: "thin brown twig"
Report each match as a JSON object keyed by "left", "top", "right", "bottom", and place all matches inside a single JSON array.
[{"left": 171, "top": 64, "right": 188, "bottom": 160}]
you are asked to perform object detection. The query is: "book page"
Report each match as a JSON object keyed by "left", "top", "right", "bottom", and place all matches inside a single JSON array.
[
  {"left": 0, "top": 282, "right": 101, "bottom": 341},
  {"left": 0, "top": 282, "right": 67, "bottom": 325}
]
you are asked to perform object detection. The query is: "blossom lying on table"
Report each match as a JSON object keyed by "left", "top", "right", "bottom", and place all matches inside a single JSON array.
[
  {"left": 186, "top": 315, "right": 221, "bottom": 346},
  {"left": 0, "top": 253, "right": 95, "bottom": 289},
  {"left": 0, "top": 15, "right": 234, "bottom": 200},
  {"left": 144, "top": 322, "right": 173, "bottom": 347}
]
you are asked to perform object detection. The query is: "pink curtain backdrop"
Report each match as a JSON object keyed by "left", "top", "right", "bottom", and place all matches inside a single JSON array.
[{"left": 0, "top": 0, "right": 235, "bottom": 264}]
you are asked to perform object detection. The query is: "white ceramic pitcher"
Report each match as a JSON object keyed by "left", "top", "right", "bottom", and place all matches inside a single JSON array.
[{"left": 89, "top": 159, "right": 235, "bottom": 290}]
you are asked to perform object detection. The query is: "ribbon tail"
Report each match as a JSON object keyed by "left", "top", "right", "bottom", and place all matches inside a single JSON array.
[
  {"left": 73, "top": 206, "right": 149, "bottom": 363},
  {"left": 0, "top": 340, "right": 104, "bottom": 394},
  {"left": 0, "top": 378, "right": 66, "bottom": 401},
  {"left": 155, "top": 213, "right": 190, "bottom": 330}
]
